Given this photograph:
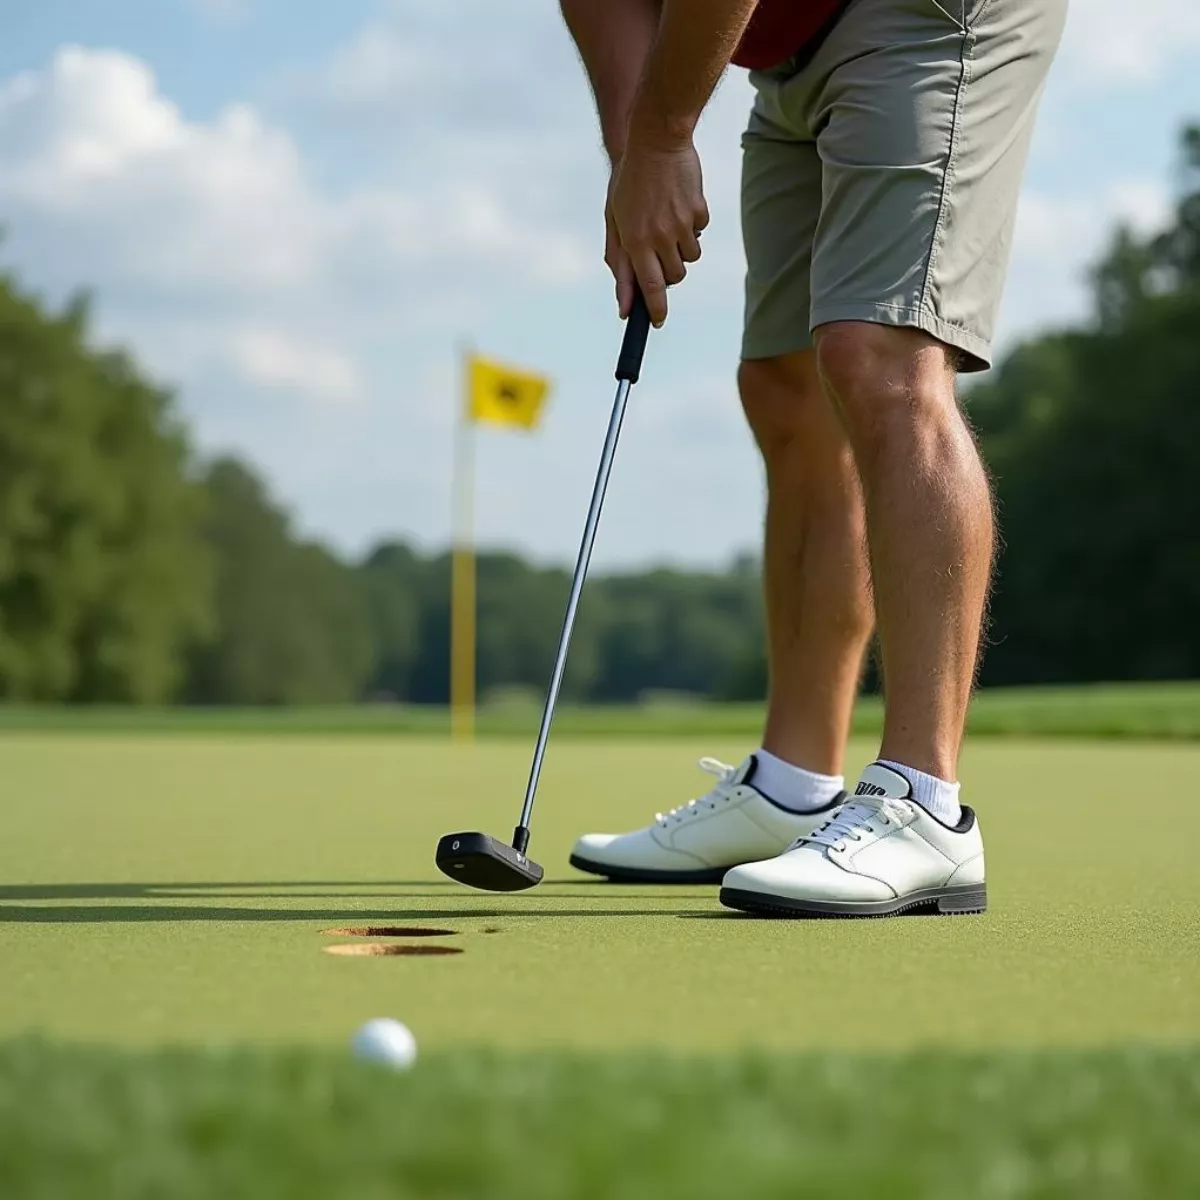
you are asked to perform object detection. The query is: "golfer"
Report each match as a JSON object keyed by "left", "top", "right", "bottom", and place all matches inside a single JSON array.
[{"left": 563, "top": 0, "right": 1066, "bottom": 915}]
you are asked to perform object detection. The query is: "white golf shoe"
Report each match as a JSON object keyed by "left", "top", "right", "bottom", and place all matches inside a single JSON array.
[
  {"left": 569, "top": 756, "right": 843, "bottom": 883},
  {"left": 720, "top": 762, "right": 986, "bottom": 917}
]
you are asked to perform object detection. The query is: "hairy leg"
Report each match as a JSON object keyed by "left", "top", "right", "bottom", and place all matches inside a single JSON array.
[
  {"left": 740, "top": 352, "right": 874, "bottom": 776},
  {"left": 815, "top": 322, "right": 994, "bottom": 779}
]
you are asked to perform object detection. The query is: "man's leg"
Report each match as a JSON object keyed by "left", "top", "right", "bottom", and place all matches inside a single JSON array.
[
  {"left": 732, "top": 80, "right": 874, "bottom": 810},
  {"left": 733, "top": 0, "right": 1062, "bottom": 813},
  {"left": 719, "top": 0, "right": 1064, "bottom": 916},
  {"left": 720, "top": 323, "right": 993, "bottom": 916},
  {"left": 568, "top": 353, "right": 875, "bottom": 883},
  {"left": 739, "top": 352, "right": 873, "bottom": 778},
  {"left": 815, "top": 324, "right": 991, "bottom": 783}
]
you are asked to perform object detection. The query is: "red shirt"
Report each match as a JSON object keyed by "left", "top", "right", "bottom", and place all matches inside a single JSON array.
[{"left": 732, "top": 0, "right": 848, "bottom": 71}]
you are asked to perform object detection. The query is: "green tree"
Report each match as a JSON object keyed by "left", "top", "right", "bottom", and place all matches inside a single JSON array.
[
  {"left": 589, "top": 567, "right": 762, "bottom": 701},
  {"left": 183, "top": 459, "right": 371, "bottom": 704},
  {"left": 1152, "top": 124, "right": 1200, "bottom": 287},
  {"left": 0, "top": 279, "right": 209, "bottom": 701},
  {"left": 972, "top": 123, "right": 1200, "bottom": 685},
  {"left": 359, "top": 541, "right": 424, "bottom": 700}
]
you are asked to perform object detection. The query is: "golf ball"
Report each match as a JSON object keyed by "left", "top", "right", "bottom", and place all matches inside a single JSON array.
[{"left": 351, "top": 1018, "right": 418, "bottom": 1069}]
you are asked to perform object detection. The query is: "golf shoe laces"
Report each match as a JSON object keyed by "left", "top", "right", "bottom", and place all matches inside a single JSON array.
[
  {"left": 656, "top": 757, "right": 739, "bottom": 827},
  {"left": 792, "top": 795, "right": 912, "bottom": 852}
]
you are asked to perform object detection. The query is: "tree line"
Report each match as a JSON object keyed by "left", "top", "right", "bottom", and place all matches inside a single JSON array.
[
  {"left": 970, "top": 125, "right": 1200, "bottom": 685},
  {"left": 0, "top": 274, "right": 765, "bottom": 705},
  {"left": 1, "top": 125, "right": 1196, "bottom": 705}
]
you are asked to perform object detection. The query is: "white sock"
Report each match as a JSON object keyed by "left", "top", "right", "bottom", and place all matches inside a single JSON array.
[
  {"left": 878, "top": 759, "right": 962, "bottom": 826},
  {"left": 752, "top": 750, "right": 844, "bottom": 813}
]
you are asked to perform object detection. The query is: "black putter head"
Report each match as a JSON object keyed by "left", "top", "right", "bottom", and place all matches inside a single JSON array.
[{"left": 435, "top": 831, "right": 544, "bottom": 892}]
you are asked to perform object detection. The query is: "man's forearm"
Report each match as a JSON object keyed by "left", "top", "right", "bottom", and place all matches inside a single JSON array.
[
  {"left": 627, "top": 0, "right": 758, "bottom": 147},
  {"left": 560, "top": 0, "right": 662, "bottom": 163}
]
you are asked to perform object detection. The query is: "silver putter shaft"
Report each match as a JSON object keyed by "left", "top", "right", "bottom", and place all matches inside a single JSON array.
[{"left": 510, "top": 291, "right": 651, "bottom": 854}]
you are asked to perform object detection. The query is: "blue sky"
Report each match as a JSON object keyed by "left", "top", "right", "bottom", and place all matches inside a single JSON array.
[{"left": 2, "top": 0, "right": 1198, "bottom": 568}]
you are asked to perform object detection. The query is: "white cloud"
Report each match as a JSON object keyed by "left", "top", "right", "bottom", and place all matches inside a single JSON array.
[
  {"left": 318, "top": 24, "right": 436, "bottom": 111},
  {"left": 0, "top": 46, "right": 594, "bottom": 299},
  {"left": 0, "top": 46, "right": 590, "bottom": 395},
  {"left": 1106, "top": 180, "right": 1175, "bottom": 233},
  {"left": 997, "top": 177, "right": 1174, "bottom": 342},
  {"left": 0, "top": 4, "right": 1192, "bottom": 568},
  {"left": 1060, "top": 0, "right": 1200, "bottom": 82},
  {"left": 302, "top": 4, "right": 582, "bottom": 131},
  {"left": 0, "top": 48, "right": 323, "bottom": 300},
  {"left": 0, "top": 42, "right": 605, "bottom": 557},
  {"left": 229, "top": 328, "right": 360, "bottom": 405}
]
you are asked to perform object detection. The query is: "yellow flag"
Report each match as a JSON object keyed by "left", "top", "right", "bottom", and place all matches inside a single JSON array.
[{"left": 467, "top": 355, "right": 551, "bottom": 431}]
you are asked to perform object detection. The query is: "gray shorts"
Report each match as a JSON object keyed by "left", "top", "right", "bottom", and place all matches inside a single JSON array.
[{"left": 741, "top": 0, "right": 1067, "bottom": 371}]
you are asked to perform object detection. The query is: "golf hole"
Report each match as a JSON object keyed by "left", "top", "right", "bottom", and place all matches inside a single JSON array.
[
  {"left": 323, "top": 943, "right": 463, "bottom": 958},
  {"left": 321, "top": 926, "right": 457, "bottom": 939},
  {"left": 482, "top": 927, "right": 502, "bottom": 934}
]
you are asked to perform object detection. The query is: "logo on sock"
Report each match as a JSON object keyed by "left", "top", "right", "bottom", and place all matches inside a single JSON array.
[{"left": 854, "top": 782, "right": 889, "bottom": 797}]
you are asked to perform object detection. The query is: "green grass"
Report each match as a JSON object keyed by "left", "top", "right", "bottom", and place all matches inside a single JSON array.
[
  {"left": 2, "top": 736, "right": 1198, "bottom": 1047},
  {"left": 2, "top": 734, "right": 1199, "bottom": 1195},
  {"left": 2, "top": 1041, "right": 1198, "bottom": 1200},
  {"left": 0, "top": 679, "right": 1198, "bottom": 738}
]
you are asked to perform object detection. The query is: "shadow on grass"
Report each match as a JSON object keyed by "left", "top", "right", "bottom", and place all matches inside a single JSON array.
[
  {"left": 0, "top": 881, "right": 464, "bottom": 902},
  {"left": 0, "top": 878, "right": 717, "bottom": 923},
  {"left": 0, "top": 880, "right": 715, "bottom": 903},
  {"left": 0, "top": 904, "right": 709, "bottom": 924}
]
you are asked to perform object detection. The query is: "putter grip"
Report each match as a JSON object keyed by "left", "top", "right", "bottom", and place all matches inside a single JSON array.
[{"left": 615, "top": 289, "right": 651, "bottom": 383}]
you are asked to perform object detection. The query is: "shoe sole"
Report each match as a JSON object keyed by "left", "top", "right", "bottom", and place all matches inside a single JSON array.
[
  {"left": 569, "top": 853, "right": 727, "bottom": 885},
  {"left": 719, "top": 883, "right": 987, "bottom": 918}
]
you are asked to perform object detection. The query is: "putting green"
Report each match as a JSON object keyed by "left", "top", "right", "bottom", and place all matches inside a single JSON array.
[{"left": 1, "top": 736, "right": 1197, "bottom": 1051}]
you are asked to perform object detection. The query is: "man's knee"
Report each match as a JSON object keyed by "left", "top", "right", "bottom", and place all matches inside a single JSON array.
[
  {"left": 737, "top": 352, "right": 826, "bottom": 460},
  {"left": 814, "top": 322, "right": 959, "bottom": 467}
]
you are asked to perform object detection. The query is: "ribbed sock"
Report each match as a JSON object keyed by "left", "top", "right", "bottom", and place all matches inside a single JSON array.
[
  {"left": 878, "top": 759, "right": 962, "bottom": 825},
  {"left": 753, "top": 750, "right": 844, "bottom": 813}
]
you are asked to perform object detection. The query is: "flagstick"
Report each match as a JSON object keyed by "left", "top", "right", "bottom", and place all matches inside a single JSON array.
[{"left": 450, "top": 345, "right": 477, "bottom": 742}]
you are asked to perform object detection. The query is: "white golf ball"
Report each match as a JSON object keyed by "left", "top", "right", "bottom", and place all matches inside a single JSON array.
[{"left": 351, "top": 1018, "right": 418, "bottom": 1069}]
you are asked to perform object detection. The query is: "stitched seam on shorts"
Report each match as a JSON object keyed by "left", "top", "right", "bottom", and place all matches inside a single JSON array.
[
  {"left": 918, "top": 20, "right": 974, "bottom": 316},
  {"left": 813, "top": 298, "right": 984, "bottom": 337},
  {"left": 808, "top": 302, "right": 992, "bottom": 363},
  {"left": 932, "top": 0, "right": 996, "bottom": 35},
  {"left": 821, "top": 299, "right": 972, "bottom": 329},
  {"left": 969, "top": 0, "right": 998, "bottom": 34},
  {"left": 929, "top": 0, "right": 964, "bottom": 30}
]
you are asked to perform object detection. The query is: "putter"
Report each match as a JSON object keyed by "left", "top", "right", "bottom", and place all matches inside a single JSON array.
[{"left": 436, "top": 290, "right": 652, "bottom": 891}]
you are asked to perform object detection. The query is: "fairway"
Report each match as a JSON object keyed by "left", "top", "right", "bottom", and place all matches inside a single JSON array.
[{"left": 2, "top": 735, "right": 1198, "bottom": 1051}]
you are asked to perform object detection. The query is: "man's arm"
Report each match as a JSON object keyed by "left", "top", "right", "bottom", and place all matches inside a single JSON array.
[
  {"left": 560, "top": 0, "right": 662, "bottom": 164},
  {"left": 611, "top": 0, "right": 759, "bottom": 325},
  {"left": 626, "top": 0, "right": 758, "bottom": 152},
  {"left": 562, "top": 0, "right": 759, "bottom": 325},
  {"left": 561, "top": 0, "right": 663, "bottom": 316}
]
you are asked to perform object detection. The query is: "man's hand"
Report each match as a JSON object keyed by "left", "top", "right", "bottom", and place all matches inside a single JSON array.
[
  {"left": 609, "top": 135, "right": 709, "bottom": 326},
  {"left": 563, "top": 0, "right": 753, "bottom": 326},
  {"left": 604, "top": 172, "right": 637, "bottom": 323}
]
